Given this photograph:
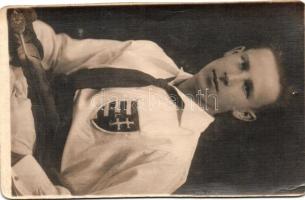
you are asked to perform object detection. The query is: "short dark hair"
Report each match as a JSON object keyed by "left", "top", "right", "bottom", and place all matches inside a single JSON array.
[{"left": 249, "top": 44, "right": 290, "bottom": 114}]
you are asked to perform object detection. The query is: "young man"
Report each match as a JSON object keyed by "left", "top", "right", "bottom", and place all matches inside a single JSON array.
[{"left": 10, "top": 20, "right": 281, "bottom": 196}]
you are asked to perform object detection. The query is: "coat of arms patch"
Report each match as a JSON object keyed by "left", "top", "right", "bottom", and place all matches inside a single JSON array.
[{"left": 92, "top": 100, "right": 140, "bottom": 133}]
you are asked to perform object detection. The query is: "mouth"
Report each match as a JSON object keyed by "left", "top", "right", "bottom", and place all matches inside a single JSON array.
[{"left": 212, "top": 69, "right": 219, "bottom": 92}]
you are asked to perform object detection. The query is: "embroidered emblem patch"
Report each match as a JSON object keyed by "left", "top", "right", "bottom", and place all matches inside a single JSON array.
[{"left": 92, "top": 100, "right": 140, "bottom": 133}]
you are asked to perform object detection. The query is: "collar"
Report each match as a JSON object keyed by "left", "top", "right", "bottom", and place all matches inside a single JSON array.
[
  {"left": 168, "top": 67, "right": 193, "bottom": 86},
  {"left": 170, "top": 68, "right": 215, "bottom": 133},
  {"left": 176, "top": 88, "right": 215, "bottom": 133}
]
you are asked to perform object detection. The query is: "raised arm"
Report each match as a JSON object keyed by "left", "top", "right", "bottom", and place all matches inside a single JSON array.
[{"left": 33, "top": 20, "right": 132, "bottom": 74}]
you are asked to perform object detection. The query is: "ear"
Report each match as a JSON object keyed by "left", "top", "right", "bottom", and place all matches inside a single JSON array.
[
  {"left": 232, "top": 109, "right": 257, "bottom": 122},
  {"left": 224, "top": 46, "right": 246, "bottom": 57}
]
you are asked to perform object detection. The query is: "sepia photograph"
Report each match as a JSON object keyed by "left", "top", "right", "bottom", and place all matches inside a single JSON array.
[{"left": 1, "top": 1, "right": 304, "bottom": 198}]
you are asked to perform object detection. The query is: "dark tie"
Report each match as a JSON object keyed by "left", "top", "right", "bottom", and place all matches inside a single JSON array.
[
  {"left": 39, "top": 67, "right": 185, "bottom": 181},
  {"left": 59, "top": 67, "right": 184, "bottom": 109}
]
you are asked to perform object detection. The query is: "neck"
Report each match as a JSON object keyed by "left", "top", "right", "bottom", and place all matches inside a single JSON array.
[
  {"left": 176, "top": 77, "right": 216, "bottom": 116},
  {"left": 176, "top": 77, "right": 198, "bottom": 97}
]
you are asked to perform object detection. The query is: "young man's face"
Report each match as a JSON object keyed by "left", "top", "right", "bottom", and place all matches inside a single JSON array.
[{"left": 195, "top": 48, "right": 281, "bottom": 113}]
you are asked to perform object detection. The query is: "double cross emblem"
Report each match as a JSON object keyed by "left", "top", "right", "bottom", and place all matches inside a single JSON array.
[
  {"left": 109, "top": 117, "right": 135, "bottom": 131},
  {"left": 92, "top": 100, "right": 140, "bottom": 133}
]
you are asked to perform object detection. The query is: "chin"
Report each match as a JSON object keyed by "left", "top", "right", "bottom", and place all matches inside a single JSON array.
[{"left": 196, "top": 72, "right": 208, "bottom": 92}]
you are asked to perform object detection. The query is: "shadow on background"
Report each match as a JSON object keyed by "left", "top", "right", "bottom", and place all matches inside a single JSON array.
[{"left": 35, "top": 3, "right": 304, "bottom": 195}]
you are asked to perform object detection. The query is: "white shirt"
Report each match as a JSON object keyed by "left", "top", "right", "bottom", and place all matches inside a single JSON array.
[{"left": 11, "top": 20, "right": 214, "bottom": 196}]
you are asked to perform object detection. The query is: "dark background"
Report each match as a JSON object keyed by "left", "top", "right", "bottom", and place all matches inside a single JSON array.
[{"left": 35, "top": 3, "right": 304, "bottom": 195}]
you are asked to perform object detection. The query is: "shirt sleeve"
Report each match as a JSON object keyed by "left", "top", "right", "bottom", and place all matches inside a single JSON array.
[
  {"left": 12, "top": 155, "right": 71, "bottom": 196},
  {"left": 10, "top": 67, "right": 36, "bottom": 155},
  {"left": 33, "top": 20, "right": 132, "bottom": 74}
]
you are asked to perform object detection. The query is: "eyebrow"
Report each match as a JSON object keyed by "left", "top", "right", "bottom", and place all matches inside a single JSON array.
[
  {"left": 244, "top": 52, "right": 254, "bottom": 98},
  {"left": 245, "top": 79, "right": 254, "bottom": 99}
]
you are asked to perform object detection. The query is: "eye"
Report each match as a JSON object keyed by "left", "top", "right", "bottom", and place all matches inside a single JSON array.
[
  {"left": 243, "top": 80, "right": 253, "bottom": 99},
  {"left": 240, "top": 54, "right": 249, "bottom": 71}
]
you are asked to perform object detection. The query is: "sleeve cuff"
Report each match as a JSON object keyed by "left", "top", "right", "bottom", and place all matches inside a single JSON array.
[{"left": 12, "top": 155, "right": 70, "bottom": 196}]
